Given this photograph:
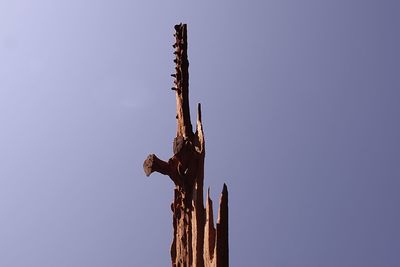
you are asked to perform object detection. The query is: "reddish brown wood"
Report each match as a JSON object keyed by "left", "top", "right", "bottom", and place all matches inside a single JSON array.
[{"left": 143, "top": 24, "right": 229, "bottom": 267}]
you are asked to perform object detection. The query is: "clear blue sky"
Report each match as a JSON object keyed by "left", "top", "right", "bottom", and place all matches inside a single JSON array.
[{"left": 1, "top": 1, "right": 399, "bottom": 266}]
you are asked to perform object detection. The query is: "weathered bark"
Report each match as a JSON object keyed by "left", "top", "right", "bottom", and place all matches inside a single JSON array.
[{"left": 143, "top": 24, "right": 229, "bottom": 267}]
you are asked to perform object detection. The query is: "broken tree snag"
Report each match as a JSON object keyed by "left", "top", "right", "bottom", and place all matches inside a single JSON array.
[{"left": 143, "top": 23, "right": 229, "bottom": 267}]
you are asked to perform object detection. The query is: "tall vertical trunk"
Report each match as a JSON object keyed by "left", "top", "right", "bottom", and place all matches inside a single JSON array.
[{"left": 143, "top": 24, "right": 229, "bottom": 267}]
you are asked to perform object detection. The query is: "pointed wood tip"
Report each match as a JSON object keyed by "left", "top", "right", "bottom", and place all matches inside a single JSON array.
[
  {"left": 222, "top": 183, "right": 228, "bottom": 195},
  {"left": 197, "top": 103, "right": 202, "bottom": 123},
  {"left": 218, "top": 183, "right": 228, "bottom": 224},
  {"left": 216, "top": 183, "right": 229, "bottom": 266}
]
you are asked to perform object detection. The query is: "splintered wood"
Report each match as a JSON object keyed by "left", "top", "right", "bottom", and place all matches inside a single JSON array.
[{"left": 143, "top": 24, "right": 229, "bottom": 267}]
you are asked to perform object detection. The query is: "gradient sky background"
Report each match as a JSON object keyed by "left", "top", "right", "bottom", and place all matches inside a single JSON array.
[{"left": 1, "top": 1, "right": 399, "bottom": 266}]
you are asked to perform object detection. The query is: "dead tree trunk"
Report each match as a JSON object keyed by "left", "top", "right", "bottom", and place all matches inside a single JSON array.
[{"left": 143, "top": 24, "right": 229, "bottom": 267}]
